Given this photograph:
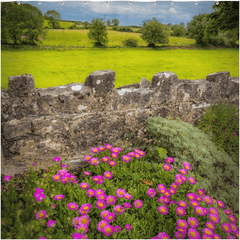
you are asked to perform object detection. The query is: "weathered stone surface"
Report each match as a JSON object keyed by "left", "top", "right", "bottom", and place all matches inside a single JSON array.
[{"left": 1, "top": 70, "right": 239, "bottom": 177}]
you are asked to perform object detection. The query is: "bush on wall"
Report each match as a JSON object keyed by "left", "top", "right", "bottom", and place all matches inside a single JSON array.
[{"left": 122, "top": 38, "right": 138, "bottom": 47}]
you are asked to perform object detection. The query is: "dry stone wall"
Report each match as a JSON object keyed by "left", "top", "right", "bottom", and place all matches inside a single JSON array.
[{"left": 1, "top": 70, "right": 239, "bottom": 177}]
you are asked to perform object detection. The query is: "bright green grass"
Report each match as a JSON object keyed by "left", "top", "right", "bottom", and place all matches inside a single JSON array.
[
  {"left": 42, "top": 20, "right": 76, "bottom": 29},
  {"left": 1, "top": 48, "right": 239, "bottom": 90}
]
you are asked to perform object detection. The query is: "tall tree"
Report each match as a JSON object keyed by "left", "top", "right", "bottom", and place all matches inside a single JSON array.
[
  {"left": 140, "top": 19, "right": 169, "bottom": 47},
  {"left": 205, "top": 1, "right": 239, "bottom": 36},
  {"left": 106, "top": 19, "right": 111, "bottom": 26},
  {"left": 44, "top": 10, "right": 61, "bottom": 29},
  {"left": 111, "top": 19, "right": 119, "bottom": 27},
  {"left": 87, "top": 18, "right": 108, "bottom": 46}
]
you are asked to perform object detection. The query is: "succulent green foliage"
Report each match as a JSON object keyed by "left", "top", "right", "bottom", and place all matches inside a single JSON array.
[
  {"left": 144, "top": 115, "right": 239, "bottom": 215},
  {"left": 196, "top": 99, "right": 239, "bottom": 166}
]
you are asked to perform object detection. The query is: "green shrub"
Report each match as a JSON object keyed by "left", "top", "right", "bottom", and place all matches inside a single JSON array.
[
  {"left": 118, "top": 26, "right": 133, "bottom": 32},
  {"left": 122, "top": 38, "right": 138, "bottom": 48},
  {"left": 143, "top": 115, "right": 239, "bottom": 215},
  {"left": 196, "top": 99, "right": 239, "bottom": 164}
]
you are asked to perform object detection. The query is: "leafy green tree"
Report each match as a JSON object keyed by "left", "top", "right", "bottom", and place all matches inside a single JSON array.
[
  {"left": 1, "top": 2, "right": 25, "bottom": 44},
  {"left": 111, "top": 19, "right": 119, "bottom": 27},
  {"left": 44, "top": 10, "right": 61, "bottom": 29},
  {"left": 21, "top": 3, "right": 46, "bottom": 45},
  {"left": 140, "top": 18, "right": 169, "bottom": 47},
  {"left": 87, "top": 18, "right": 108, "bottom": 46},
  {"left": 171, "top": 24, "right": 186, "bottom": 37},
  {"left": 167, "top": 23, "right": 172, "bottom": 29},
  {"left": 179, "top": 22, "right": 185, "bottom": 27},
  {"left": 186, "top": 13, "right": 210, "bottom": 45},
  {"left": 106, "top": 19, "right": 111, "bottom": 26},
  {"left": 205, "top": 1, "right": 239, "bottom": 36},
  {"left": 82, "top": 21, "right": 90, "bottom": 29}
]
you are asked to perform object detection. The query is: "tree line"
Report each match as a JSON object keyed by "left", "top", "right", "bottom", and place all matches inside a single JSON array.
[{"left": 1, "top": 1, "right": 239, "bottom": 48}]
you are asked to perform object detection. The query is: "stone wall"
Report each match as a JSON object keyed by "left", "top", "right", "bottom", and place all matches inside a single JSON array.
[{"left": 1, "top": 70, "right": 239, "bottom": 177}]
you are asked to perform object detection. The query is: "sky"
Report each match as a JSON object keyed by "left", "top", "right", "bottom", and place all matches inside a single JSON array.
[{"left": 17, "top": 1, "right": 216, "bottom": 27}]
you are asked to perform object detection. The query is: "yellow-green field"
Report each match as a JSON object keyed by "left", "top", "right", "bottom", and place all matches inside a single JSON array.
[{"left": 1, "top": 48, "right": 239, "bottom": 90}]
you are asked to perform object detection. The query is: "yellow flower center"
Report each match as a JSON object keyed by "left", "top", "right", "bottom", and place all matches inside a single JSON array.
[
  {"left": 179, "top": 234, "right": 182, "bottom": 238},
  {"left": 70, "top": 177, "right": 74, "bottom": 181},
  {"left": 206, "top": 198, "right": 210, "bottom": 202},
  {"left": 180, "top": 203, "right": 185, "bottom": 207},
  {"left": 57, "top": 196, "right": 61, "bottom": 199},
  {"left": 179, "top": 222, "right": 184, "bottom": 227},
  {"left": 206, "top": 230, "right": 211, "bottom": 235},
  {"left": 207, "top": 224, "right": 212, "bottom": 229},
  {"left": 80, "top": 227, "right": 85, "bottom": 231},
  {"left": 179, "top": 228, "right": 184, "bottom": 232},
  {"left": 190, "top": 232, "right": 196, "bottom": 237},
  {"left": 230, "top": 217, "right": 233, "bottom": 221},
  {"left": 83, "top": 206, "right": 88, "bottom": 210},
  {"left": 116, "top": 208, "right": 121, "bottom": 212},
  {"left": 197, "top": 209, "right": 202, "bottom": 214},
  {"left": 136, "top": 202, "right": 140, "bottom": 207},
  {"left": 106, "top": 227, "right": 112, "bottom": 233},
  {"left": 179, "top": 210, "right": 183, "bottom": 214},
  {"left": 39, "top": 213, "right": 44, "bottom": 218},
  {"left": 126, "top": 195, "right": 129, "bottom": 199},
  {"left": 211, "top": 216, "right": 216, "bottom": 221},
  {"left": 189, "top": 196, "right": 193, "bottom": 199},
  {"left": 98, "top": 203, "right": 103, "bottom": 207},
  {"left": 166, "top": 166, "right": 169, "bottom": 169},
  {"left": 177, "top": 179, "right": 181, "bottom": 183},
  {"left": 106, "top": 174, "right": 110, "bottom": 177},
  {"left": 81, "top": 218, "right": 87, "bottom": 225},
  {"left": 190, "top": 220, "right": 195, "bottom": 225},
  {"left": 119, "top": 191, "right": 123, "bottom": 195},
  {"left": 89, "top": 192, "right": 93, "bottom": 195},
  {"left": 82, "top": 184, "right": 86, "bottom": 188},
  {"left": 103, "top": 213, "right": 108, "bottom": 217},
  {"left": 109, "top": 198, "right": 113, "bottom": 202},
  {"left": 108, "top": 216, "right": 113, "bottom": 220},
  {"left": 56, "top": 176, "right": 59, "bottom": 180},
  {"left": 75, "top": 220, "right": 78, "bottom": 224},
  {"left": 161, "top": 209, "right": 165, "bottom": 213},
  {"left": 193, "top": 203, "right": 197, "bottom": 206},
  {"left": 100, "top": 223, "right": 106, "bottom": 229},
  {"left": 224, "top": 226, "right": 228, "bottom": 231},
  {"left": 71, "top": 205, "right": 75, "bottom": 209}
]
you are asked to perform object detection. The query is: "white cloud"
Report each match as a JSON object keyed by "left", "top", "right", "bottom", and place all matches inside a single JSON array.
[{"left": 168, "top": 8, "right": 177, "bottom": 14}]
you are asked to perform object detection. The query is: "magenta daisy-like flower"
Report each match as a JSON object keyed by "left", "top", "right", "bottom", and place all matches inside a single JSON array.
[
  {"left": 105, "top": 212, "right": 115, "bottom": 222},
  {"left": 165, "top": 157, "right": 174, "bottom": 163},
  {"left": 96, "top": 175, "right": 104, "bottom": 184},
  {"left": 69, "top": 175, "right": 77, "bottom": 182},
  {"left": 80, "top": 203, "right": 92, "bottom": 213},
  {"left": 196, "top": 196, "right": 203, "bottom": 202},
  {"left": 228, "top": 215, "right": 237, "bottom": 224},
  {"left": 72, "top": 217, "right": 81, "bottom": 227},
  {"left": 177, "top": 219, "right": 188, "bottom": 229},
  {"left": 98, "top": 193, "right": 107, "bottom": 202},
  {"left": 209, "top": 207, "right": 219, "bottom": 215},
  {"left": 97, "top": 220, "right": 109, "bottom": 233},
  {"left": 52, "top": 174, "right": 61, "bottom": 182},
  {"left": 183, "top": 161, "right": 191, "bottom": 170},
  {"left": 158, "top": 206, "right": 168, "bottom": 215},
  {"left": 197, "top": 189, "right": 205, "bottom": 196},
  {"left": 84, "top": 155, "right": 92, "bottom": 162},
  {"left": 163, "top": 164, "right": 172, "bottom": 171},
  {"left": 116, "top": 188, "right": 126, "bottom": 198},
  {"left": 159, "top": 188, "right": 167, "bottom": 194},
  {"left": 134, "top": 199, "right": 143, "bottom": 208},
  {"left": 76, "top": 224, "right": 88, "bottom": 234},
  {"left": 216, "top": 200, "right": 225, "bottom": 209},
  {"left": 36, "top": 210, "right": 47, "bottom": 220},
  {"left": 178, "top": 201, "right": 188, "bottom": 209},
  {"left": 95, "top": 189, "right": 105, "bottom": 197},
  {"left": 91, "top": 158, "right": 99, "bottom": 165},
  {"left": 58, "top": 169, "right": 68, "bottom": 176},
  {"left": 186, "top": 193, "right": 197, "bottom": 201},
  {"left": 109, "top": 161, "right": 116, "bottom": 166},
  {"left": 83, "top": 171, "right": 91, "bottom": 176},
  {"left": 157, "top": 232, "right": 170, "bottom": 239},
  {"left": 224, "top": 209, "right": 232, "bottom": 215},
  {"left": 103, "top": 171, "right": 113, "bottom": 179},
  {"left": 106, "top": 195, "right": 116, "bottom": 205},
  {"left": 114, "top": 226, "right": 121, "bottom": 233},
  {"left": 78, "top": 215, "right": 90, "bottom": 226},
  {"left": 158, "top": 196, "right": 166, "bottom": 203},
  {"left": 195, "top": 207, "right": 205, "bottom": 216},
  {"left": 175, "top": 231, "right": 186, "bottom": 239},
  {"left": 209, "top": 213, "right": 220, "bottom": 224},
  {"left": 170, "top": 182, "right": 179, "bottom": 190},
  {"left": 190, "top": 200, "right": 199, "bottom": 208},
  {"left": 47, "top": 219, "right": 56, "bottom": 228},
  {"left": 96, "top": 201, "right": 106, "bottom": 210},
  {"left": 54, "top": 194, "right": 65, "bottom": 201},
  {"left": 86, "top": 189, "right": 95, "bottom": 198},
  {"left": 205, "top": 221, "right": 215, "bottom": 231},
  {"left": 124, "top": 193, "right": 132, "bottom": 200},
  {"left": 122, "top": 155, "right": 131, "bottom": 163},
  {"left": 91, "top": 147, "right": 100, "bottom": 154},
  {"left": 157, "top": 184, "right": 166, "bottom": 190},
  {"left": 203, "top": 196, "right": 213, "bottom": 205},
  {"left": 187, "top": 228, "right": 200, "bottom": 239},
  {"left": 125, "top": 224, "right": 132, "bottom": 230},
  {"left": 79, "top": 183, "right": 89, "bottom": 190},
  {"left": 68, "top": 202, "right": 79, "bottom": 210},
  {"left": 114, "top": 205, "right": 125, "bottom": 214},
  {"left": 163, "top": 190, "right": 171, "bottom": 198},
  {"left": 176, "top": 207, "right": 186, "bottom": 217},
  {"left": 124, "top": 202, "right": 131, "bottom": 208},
  {"left": 54, "top": 156, "right": 61, "bottom": 162},
  {"left": 103, "top": 224, "right": 114, "bottom": 237},
  {"left": 176, "top": 226, "right": 187, "bottom": 233},
  {"left": 72, "top": 233, "right": 87, "bottom": 239},
  {"left": 175, "top": 177, "right": 184, "bottom": 185},
  {"left": 188, "top": 176, "right": 196, "bottom": 184},
  {"left": 229, "top": 223, "right": 238, "bottom": 232},
  {"left": 169, "top": 188, "right": 176, "bottom": 195},
  {"left": 147, "top": 188, "right": 156, "bottom": 198},
  {"left": 100, "top": 210, "right": 110, "bottom": 219},
  {"left": 92, "top": 176, "right": 100, "bottom": 183},
  {"left": 102, "top": 156, "right": 110, "bottom": 162},
  {"left": 179, "top": 168, "right": 188, "bottom": 175},
  {"left": 188, "top": 217, "right": 199, "bottom": 228},
  {"left": 202, "top": 228, "right": 213, "bottom": 236}
]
